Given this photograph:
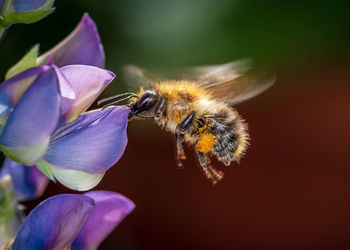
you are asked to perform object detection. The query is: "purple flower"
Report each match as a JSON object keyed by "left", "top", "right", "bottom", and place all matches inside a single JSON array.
[
  {"left": 72, "top": 191, "right": 135, "bottom": 250},
  {"left": 5, "top": 13, "right": 105, "bottom": 80},
  {"left": 0, "top": 63, "right": 129, "bottom": 190},
  {"left": 11, "top": 191, "right": 134, "bottom": 250},
  {"left": 37, "top": 13, "right": 105, "bottom": 68},
  {"left": 0, "top": 13, "right": 129, "bottom": 190}
]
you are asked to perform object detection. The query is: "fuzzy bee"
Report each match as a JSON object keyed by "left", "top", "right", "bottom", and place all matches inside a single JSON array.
[{"left": 98, "top": 60, "right": 275, "bottom": 184}]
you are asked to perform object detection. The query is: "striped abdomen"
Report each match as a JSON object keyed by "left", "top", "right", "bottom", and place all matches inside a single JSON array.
[{"left": 210, "top": 108, "right": 249, "bottom": 165}]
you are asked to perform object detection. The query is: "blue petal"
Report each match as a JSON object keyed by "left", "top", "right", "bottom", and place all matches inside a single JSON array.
[
  {"left": 12, "top": 194, "right": 94, "bottom": 250},
  {"left": 72, "top": 191, "right": 135, "bottom": 250},
  {"left": 0, "top": 66, "right": 48, "bottom": 124},
  {"left": 0, "top": 157, "right": 48, "bottom": 201},
  {"left": 11, "top": 0, "right": 50, "bottom": 11},
  {"left": 0, "top": 66, "right": 61, "bottom": 165},
  {"left": 44, "top": 106, "right": 129, "bottom": 174}
]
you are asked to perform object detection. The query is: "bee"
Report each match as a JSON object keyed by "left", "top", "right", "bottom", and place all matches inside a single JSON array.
[{"left": 98, "top": 60, "right": 275, "bottom": 184}]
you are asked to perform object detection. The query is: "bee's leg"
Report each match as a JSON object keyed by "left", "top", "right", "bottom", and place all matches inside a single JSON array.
[
  {"left": 175, "top": 111, "right": 196, "bottom": 168},
  {"left": 176, "top": 134, "right": 186, "bottom": 168},
  {"left": 196, "top": 152, "right": 220, "bottom": 185},
  {"left": 196, "top": 133, "right": 224, "bottom": 185},
  {"left": 208, "top": 165, "right": 224, "bottom": 183}
]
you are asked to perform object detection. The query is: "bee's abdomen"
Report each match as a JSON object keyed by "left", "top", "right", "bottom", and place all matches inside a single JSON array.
[{"left": 210, "top": 109, "right": 249, "bottom": 165}]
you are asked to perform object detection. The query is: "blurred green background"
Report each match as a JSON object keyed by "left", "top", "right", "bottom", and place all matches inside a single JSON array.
[
  {"left": 1, "top": 0, "right": 349, "bottom": 82},
  {"left": 1, "top": 0, "right": 350, "bottom": 250}
]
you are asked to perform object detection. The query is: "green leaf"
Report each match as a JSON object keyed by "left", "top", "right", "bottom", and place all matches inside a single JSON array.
[
  {"left": 5, "top": 45, "right": 39, "bottom": 80},
  {"left": 36, "top": 159, "right": 55, "bottom": 181}
]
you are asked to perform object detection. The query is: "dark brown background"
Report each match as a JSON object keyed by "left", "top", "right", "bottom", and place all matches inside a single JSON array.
[
  {"left": 1, "top": 0, "right": 350, "bottom": 249},
  {"left": 27, "top": 66, "right": 350, "bottom": 250}
]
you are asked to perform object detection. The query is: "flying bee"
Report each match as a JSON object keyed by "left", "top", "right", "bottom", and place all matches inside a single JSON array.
[{"left": 98, "top": 60, "right": 275, "bottom": 184}]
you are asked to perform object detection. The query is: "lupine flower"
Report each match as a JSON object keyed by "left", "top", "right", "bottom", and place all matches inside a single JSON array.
[
  {"left": 0, "top": 0, "right": 55, "bottom": 35},
  {"left": 0, "top": 64, "right": 129, "bottom": 190},
  {"left": 37, "top": 13, "right": 105, "bottom": 68},
  {"left": 0, "top": 14, "right": 129, "bottom": 190},
  {"left": 2, "top": 191, "right": 135, "bottom": 250},
  {"left": 6, "top": 13, "right": 105, "bottom": 79}
]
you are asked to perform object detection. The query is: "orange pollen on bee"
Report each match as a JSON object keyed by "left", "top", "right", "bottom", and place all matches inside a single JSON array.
[{"left": 196, "top": 133, "right": 215, "bottom": 154}]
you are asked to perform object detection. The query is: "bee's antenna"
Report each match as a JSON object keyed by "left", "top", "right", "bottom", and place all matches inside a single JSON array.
[
  {"left": 137, "top": 114, "right": 156, "bottom": 118},
  {"left": 100, "top": 95, "right": 137, "bottom": 109},
  {"left": 97, "top": 92, "right": 137, "bottom": 106}
]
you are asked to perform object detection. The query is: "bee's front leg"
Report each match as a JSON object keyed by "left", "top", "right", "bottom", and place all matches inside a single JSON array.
[{"left": 175, "top": 111, "right": 196, "bottom": 168}]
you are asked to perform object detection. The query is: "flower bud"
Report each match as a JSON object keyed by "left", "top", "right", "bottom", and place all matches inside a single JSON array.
[{"left": 0, "top": 0, "right": 54, "bottom": 27}]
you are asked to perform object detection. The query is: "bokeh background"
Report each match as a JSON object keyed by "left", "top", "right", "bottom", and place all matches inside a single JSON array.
[{"left": 1, "top": 0, "right": 350, "bottom": 249}]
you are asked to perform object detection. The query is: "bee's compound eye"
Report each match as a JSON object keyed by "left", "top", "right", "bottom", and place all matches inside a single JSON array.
[{"left": 137, "top": 91, "right": 157, "bottom": 111}]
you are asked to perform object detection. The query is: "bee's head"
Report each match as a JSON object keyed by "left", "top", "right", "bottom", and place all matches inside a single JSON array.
[{"left": 128, "top": 90, "right": 158, "bottom": 119}]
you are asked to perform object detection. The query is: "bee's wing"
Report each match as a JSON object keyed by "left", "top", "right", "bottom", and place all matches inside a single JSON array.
[
  {"left": 122, "top": 60, "right": 249, "bottom": 91},
  {"left": 122, "top": 64, "right": 164, "bottom": 91},
  {"left": 122, "top": 60, "right": 275, "bottom": 105},
  {"left": 171, "top": 59, "right": 275, "bottom": 106},
  {"left": 174, "top": 59, "right": 252, "bottom": 86},
  {"left": 203, "top": 70, "right": 276, "bottom": 106}
]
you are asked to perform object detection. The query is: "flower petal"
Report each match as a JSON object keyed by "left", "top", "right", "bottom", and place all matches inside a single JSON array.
[
  {"left": 9, "top": 0, "right": 52, "bottom": 11},
  {"left": 60, "top": 65, "right": 114, "bottom": 122},
  {"left": 0, "top": 157, "right": 48, "bottom": 201},
  {"left": 72, "top": 191, "right": 135, "bottom": 250},
  {"left": 44, "top": 106, "right": 129, "bottom": 174},
  {"left": 0, "top": 66, "right": 48, "bottom": 124},
  {"left": 54, "top": 65, "right": 76, "bottom": 117},
  {"left": 48, "top": 162, "right": 105, "bottom": 191},
  {"left": 0, "top": 67, "right": 61, "bottom": 165},
  {"left": 37, "top": 13, "right": 105, "bottom": 68},
  {"left": 12, "top": 194, "right": 94, "bottom": 250}
]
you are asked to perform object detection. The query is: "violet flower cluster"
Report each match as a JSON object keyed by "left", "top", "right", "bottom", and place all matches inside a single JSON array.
[
  {"left": 0, "top": 2, "right": 134, "bottom": 249},
  {"left": 0, "top": 176, "right": 135, "bottom": 249},
  {"left": 0, "top": 13, "right": 129, "bottom": 191}
]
